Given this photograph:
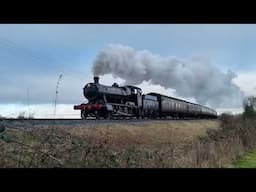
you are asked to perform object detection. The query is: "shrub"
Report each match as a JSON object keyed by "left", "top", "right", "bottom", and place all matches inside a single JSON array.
[
  {"left": 17, "top": 112, "right": 26, "bottom": 119},
  {"left": 28, "top": 113, "right": 35, "bottom": 119},
  {"left": 243, "top": 102, "right": 256, "bottom": 118}
]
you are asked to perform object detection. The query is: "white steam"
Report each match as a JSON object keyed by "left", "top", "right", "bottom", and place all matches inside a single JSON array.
[{"left": 93, "top": 44, "right": 244, "bottom": 108}]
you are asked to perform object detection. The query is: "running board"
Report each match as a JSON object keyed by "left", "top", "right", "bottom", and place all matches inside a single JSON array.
[
  {"left": 115, "top": 111, "right": 133, "bottom": 116},
  {"left": 107, "top": 103, "right": 138, "bottom": 108}
]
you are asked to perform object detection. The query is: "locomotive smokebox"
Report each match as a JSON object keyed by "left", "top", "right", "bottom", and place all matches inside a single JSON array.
[{"left": 94, "top": 76, "right": 99, "bottom": 84}]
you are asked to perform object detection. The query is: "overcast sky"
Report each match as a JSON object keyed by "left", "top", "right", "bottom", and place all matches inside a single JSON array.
[{"left": 1, "top": 24, "right": 256, "bottom": 117}]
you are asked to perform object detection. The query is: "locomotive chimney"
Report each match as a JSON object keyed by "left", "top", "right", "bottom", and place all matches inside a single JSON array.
[{"left": 94, "top": 76, "right": 99, "bottom": 84}]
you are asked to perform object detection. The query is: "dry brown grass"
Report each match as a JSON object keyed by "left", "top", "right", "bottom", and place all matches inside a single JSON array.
[
  {"left": 3, "top": 117, "right": 256, "bottom": 168},
  {"left": 67, "top": 120, "right": 220, "bottom": 149},
  {"left": 0, "top": 119, "right": 222, "bottom": 168}
]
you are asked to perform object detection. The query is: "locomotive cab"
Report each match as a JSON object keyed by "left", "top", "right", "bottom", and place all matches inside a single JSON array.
[{"left": 126, "top": 86, "right": 142, "bottom": 107}]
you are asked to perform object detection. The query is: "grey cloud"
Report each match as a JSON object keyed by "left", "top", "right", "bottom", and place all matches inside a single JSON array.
[{"left": 93, "top": 44, "right": 244, "bottom": 108}]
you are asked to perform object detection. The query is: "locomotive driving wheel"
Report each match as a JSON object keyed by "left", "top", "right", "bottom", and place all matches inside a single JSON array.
[
  {"left": 104, "top": 112, "right": 112, "bottom": 120},
  {"left": 94, "top": 111, "right": 100, "bottom": 120},
  {"left": 81, "top": 110, "right": 88, "bottom": 119},
  {"left": 141, "top": 110, "right": 145, "bottom": 119},
  {"left": 136, "top": 109, "right": 142, "bottom": 119}
]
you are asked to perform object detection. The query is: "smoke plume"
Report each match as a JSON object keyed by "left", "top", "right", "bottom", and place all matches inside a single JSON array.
[{"left": 93, "top": 44, "right": 244, "bottom": 108}]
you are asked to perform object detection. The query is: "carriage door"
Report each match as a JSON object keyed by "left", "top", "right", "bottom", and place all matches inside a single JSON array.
[{"left": 136, "top": 89, "right": 142, "bottom": 107}]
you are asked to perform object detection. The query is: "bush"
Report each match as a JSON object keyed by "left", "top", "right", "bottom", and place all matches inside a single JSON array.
[
  {"left": 28, "top": 113, "right": 35, "bottom": 119},
  {"left": 196, "top": 114, "right": 256, "bottom": 167},
  {"left": 243, "top": 103, "right": 256, "bottom": 118},
  {"left": 17, "top": 112, "right": 26, "bottom": 119},
  {"left": 16, "top": 112, "right": 35, "bottom": 119},
  {"left": 243, "top": 110, "right": 256, "bottom": 119}
]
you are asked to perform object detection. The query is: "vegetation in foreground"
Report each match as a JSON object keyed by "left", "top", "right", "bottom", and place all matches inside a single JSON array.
[
  {"left": 234, "top": 149, "right": 256, "bottom": 168},
  {"left": 1, "top": 113, "right": 256, "bottom": 167},
  {"left": 0, "top": 120, "right": 219, "bottom": 168}
]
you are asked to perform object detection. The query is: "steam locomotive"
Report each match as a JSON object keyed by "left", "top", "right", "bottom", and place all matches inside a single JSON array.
[{"left": 74, "top": 76, "right": 218, "bottom": 119}]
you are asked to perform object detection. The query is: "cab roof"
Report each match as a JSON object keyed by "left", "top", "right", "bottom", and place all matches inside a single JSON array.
[{"left": 125, "top": 85, "right": 142, "bottom": 90}]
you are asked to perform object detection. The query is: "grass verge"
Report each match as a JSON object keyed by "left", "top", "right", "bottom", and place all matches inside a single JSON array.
[{"left": 234, "top": 149, "right": 256, "bottom": 168}]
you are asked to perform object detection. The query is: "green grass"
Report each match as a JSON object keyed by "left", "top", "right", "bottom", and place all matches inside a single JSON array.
[{"left": 234, "top": 149, "right": 256, "bottom": 168}]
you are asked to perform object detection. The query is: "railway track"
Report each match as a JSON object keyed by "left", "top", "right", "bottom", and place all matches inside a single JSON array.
[{"left": 2, "top": 117, "right": 217, "bottom": 127}]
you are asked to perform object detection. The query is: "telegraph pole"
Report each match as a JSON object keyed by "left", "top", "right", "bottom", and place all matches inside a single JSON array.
[{"left": 27, "top": 88, "right": 30, "bottom": 118}]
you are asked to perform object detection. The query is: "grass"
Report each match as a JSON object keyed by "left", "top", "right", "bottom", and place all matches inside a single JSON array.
[
  {"left": 2, "top": 115, "right": 256, "bottom": 168},
  {"left": 234, "top": 149, "right": 256, "bottom": 168},
  {"left": 66, "top": 120, "right": 221, "bottom": 153},
  {"left": 0, "top": 119, "right": 221, "bottom": 168}
]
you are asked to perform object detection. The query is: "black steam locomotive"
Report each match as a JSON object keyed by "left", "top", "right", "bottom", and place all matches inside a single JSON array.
[{"left": 74, "top": 77, "right": 218, "bottom": 119}]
